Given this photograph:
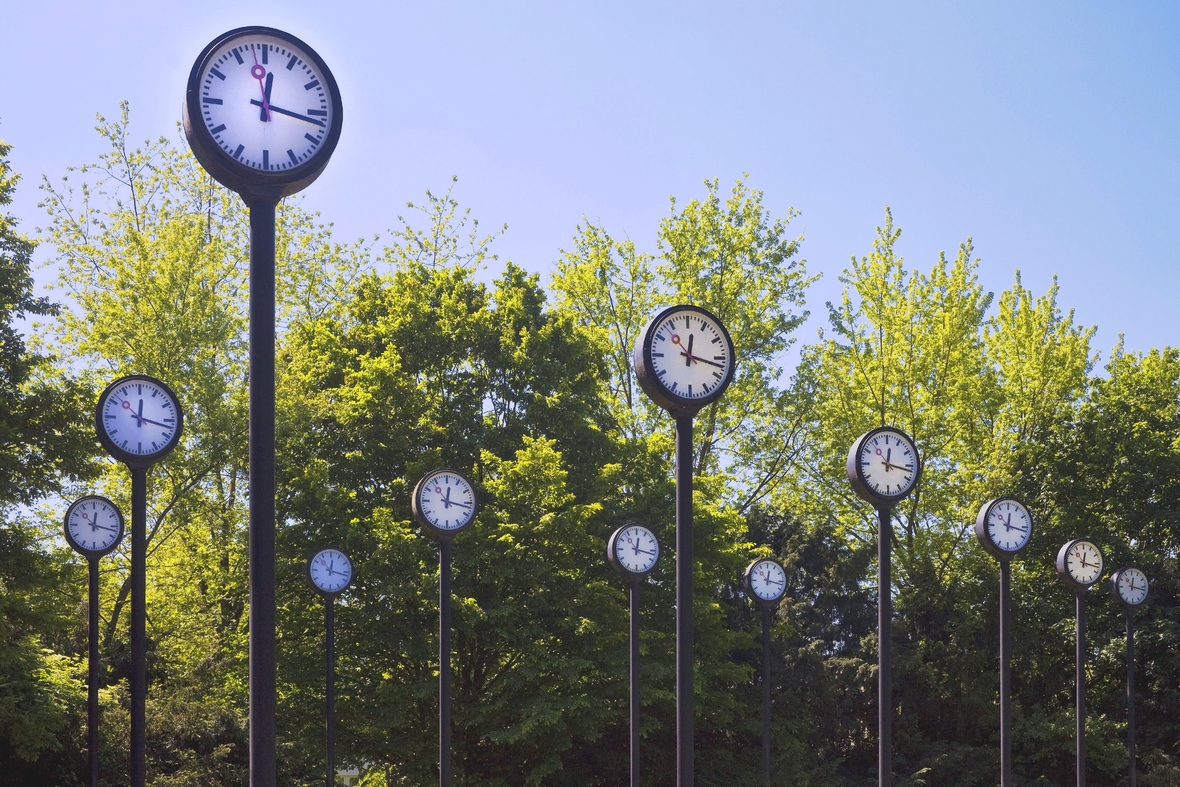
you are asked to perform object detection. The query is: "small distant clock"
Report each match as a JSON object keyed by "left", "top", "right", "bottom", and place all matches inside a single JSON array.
[
  {"left": 95, "top": 375, "right": 184, "bottom": 468},
  {"left": 846, "top": 427, "right": 920, "bottom": 507},
  {"left": 607, "top": 524, "right": 660, "bottom": 579},
  {"left": 633, "top": 305, "right": 735, "bottom": 414},
  {"left": 412, "top": 469, "right": 479, "bottom": 538},
  {"left": 975, "top": 498, "right": 1034, "bottom": 560},
  {"left": 744, "top": 558, "right": 788, "bottom": 605},
  {"left": 64, "top": 496, "right": 125, "bottom": 557},
  {"left": 1056, "top": 539, "right": 1104, "bottom": 591},
  {"left": 307, "top": 548, "right": 353, "bottom": 596},
  {"left": 1110, "top": 566, "right": 1149, "bottom": 610},
  {"left": 183, "top": 26, "right": 343, "bottom": 198}
]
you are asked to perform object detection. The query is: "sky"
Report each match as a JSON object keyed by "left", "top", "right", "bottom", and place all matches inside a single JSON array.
[{"left": 3, "top": 0, "right": 1178, "bottom": 368}]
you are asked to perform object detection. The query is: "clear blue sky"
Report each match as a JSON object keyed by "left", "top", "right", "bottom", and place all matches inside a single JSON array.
[{"left": 3, "top": 1, "right": 1178, "bottom": 363}]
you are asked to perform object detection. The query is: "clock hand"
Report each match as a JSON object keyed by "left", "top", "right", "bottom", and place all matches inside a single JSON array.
[
  {"left": 248, "top": 100, "right": 327, "bottom": 127},
  {"left": 259, "top": 72, "right": 274, "bottom": 121},
  {"left": 686, "top": 333, "right": 695, "bottom": 366},
  {"left": 250, "top": 48, "right": 271, "bottom": 122}
]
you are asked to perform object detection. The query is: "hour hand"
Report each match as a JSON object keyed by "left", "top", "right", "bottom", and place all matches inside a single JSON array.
[{"left": 248, "top": 100, "right": 326, "bottom": 127}]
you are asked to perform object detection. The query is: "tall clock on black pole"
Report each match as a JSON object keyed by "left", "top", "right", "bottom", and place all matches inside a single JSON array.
[
  {"left": 95, "top": 375, "right": 183, "bottom": 787},
  {"left": 744, "top": 557, "right": 787, "bottom": 787},
  {"left": 64, "top": 495, "right": 125, "bottom": 787},
  {"left": 846, "top": 426, "right": 920, "bottom": 787},
  {"left": 183, "top": 26, "right": 343, "bottom": 787},
  {"left": 975, "top": 497, "right": 1034, "bottom": 787},
  {"left": 634, "top": 304, "right": 735, "bottom": 787},
  {"left": 307, "top": 548, "right": 354, "bottom": 787},
  {"left": 1056, "top": 538, "right": 1104, "bottom": 787},
  {"left": 1110, "top": 565, "right": 1149, "bottom": 787}
]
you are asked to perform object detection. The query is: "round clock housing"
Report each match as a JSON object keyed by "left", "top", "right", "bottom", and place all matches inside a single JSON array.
[
  {"left": 307, "top": 547, "right": 353, "bottom": 596},
  {"left": 95, "top": 375, "right": 184, "bottom": 468},
  {"left": 64, "top": 496, "right": 125, "bottom": 557},
  {"left": 633, "top": 304, "right": 735, "bottom": 414},
  {"left": 1056, "top": 539, "right": 1104, "bottom": 591},
  {"left": 846, "top": 427, "right": 920, "bottom": 507},
  {"left": 974, "top": 497, "right": 1034, "bottom": 559},
  {"left": 1110, "top": 566, "right": 1149, "bottom": 609},
  {"left": 744, "top": 558, "right": 788, "bottom": 604},
  {"left": 412, "top": 469, "right": 479, "bottom": 538},
  {"left": 183, "top": 26, "right": 343, "bottom": 199},
  {"left": 607, "top": 524, "right": 660, "bottom": 578}
]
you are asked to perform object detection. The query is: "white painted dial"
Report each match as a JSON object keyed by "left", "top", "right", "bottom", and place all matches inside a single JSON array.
[
  {"left": 747, "top": 559, "right": 787, "bottom": 602},
  {"left": 197, "top": 33, "right": 333, "bottom": 173},
  {"left": 65, "top": 496, "right": 124, "bottom": 555},
  {"left": 611, "top": 525, "right": 660, "bottom": 575},
  {"left": 985, "top": 499, "right": 1032, "bottom": 553},
  {"left": 415, "top": 470, "right": 477, "bottom": 533},
  {"left": 1064, "top": 541, "right": 1103, "bottom": 586},
  {"left": 1115, "top": 567, "right": 1149, "bottom": 606},
  {"left": 98, "top": 377, "right": 181, "bottom": 460},
  {"left": 646, "top": 308, "right": 733, "bottom": 402},
  {"left": 308, "top": 548, "right": 352, "bottom": 594},
  {"left": 856, "top": 429, "right": 918, "bottom": 498}
]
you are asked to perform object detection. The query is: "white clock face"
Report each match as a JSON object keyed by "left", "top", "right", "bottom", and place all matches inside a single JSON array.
[
  {"left": 1116, "top": 568, "right": 1149, "bottom": 606},
  {"left": 748, "top": 559, "right": 787, "bottom": 602},
  {"left": 646, "top": 309, "right": 733, "bottom": 402},
  {"left": 612, "top": 526, "right": 659, "bottom": 575},
  {"left": 309, "top": 548, "right": 352, "bottom": 594},
  {"left": 197, "top": 33, "right": 333, "bottom": 173},
  {"left": 65, "top": 497, "right": 123, "bottom": 554},
  {"left": 856, "top": 430, "right": 917, "bottom": 498},
  {"left": 985, "top": 499, "right": 1032, "bottom": 553},
  {"left": 1065, "top": 541, "right": 1103, "bottom": 586},
  {"left": 417, "top": 471, "right": 477, "bottom": 532},
  {"left": 99, "top": 378, "right": 180, "bottom": 459}
]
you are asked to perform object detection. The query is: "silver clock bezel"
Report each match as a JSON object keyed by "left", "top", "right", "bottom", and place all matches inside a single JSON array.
[
  {"left": 1056, "top": 538, "right": 1104, "bottom": 591},
  {"left": 633, "top": 304, "right": 736, "bottom": 415},
  {"left": 743, "top": 557, "right": 788, "bottom": 605},
  {"left": 607, "top": 524, "right": 661, "bottom": 579},
  {"left": 846, "top": 426, "right": 921, "bottom": 507},
  {"left": 95, "top": 375, "right": 184, "bottom": 469},
  {"left": 974, "top": 497, "right": 1034, "bottom": 560},
  {"left": 412, "top": 468, "right": 479, "bottom": 539},
  {"left": 306, "top": 547, "right": 354, "bottom": 597},
  {"left": 63, "top": 495, "right": 126, "bottom": 558},
  {"left": 1109, "top": 565, "right": 1149, "bottom": 610}
]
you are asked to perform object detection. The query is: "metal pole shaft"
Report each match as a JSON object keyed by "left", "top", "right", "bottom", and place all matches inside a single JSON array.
[
  {"left": 762, "top": 604, "right": 772, "bottom": 787},
  {"left": 878, "top": 506, "right": 892, "bottom": 787},
  {"left": 130, "top": 466, "right": 147, "bottom": 787},
  {"left": 440, "top": 539, "right": 452, "bottom": 787},
  {"left": 326, "top": 599, "right": 335, "bottom": 787},
  {"left": 675, "top": 414, "right": 695, "bottom": 787},
  {"left": 1077, "top": 592, "right": 1086, "bottom": 787},
  {"left": 1127, "top": 612, "right": 1136, "bottom": 787},
  {"left": 248, "top": 197, "right": 278, "bottom": 787},
  {"left": 88, "top": 558, "right": 100, "bottom": 787},
  {"left": 630, "top": 582, "right": 641, "bottom": 787},
  {"left": 999, "top": 559, "right": 1012, "bottom": 787}
]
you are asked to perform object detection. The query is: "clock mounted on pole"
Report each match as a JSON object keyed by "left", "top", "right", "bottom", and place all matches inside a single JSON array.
[{"left": 183, "top": 26, "right": 343, "bottom": 787}]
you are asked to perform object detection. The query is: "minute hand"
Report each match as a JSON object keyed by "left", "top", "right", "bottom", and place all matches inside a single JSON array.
[
  {"left": 248, "top": 100, "right": 325, "bottom": 127},
  {"left": 682, "top": 354, "right": 725, "bottom": 369}
]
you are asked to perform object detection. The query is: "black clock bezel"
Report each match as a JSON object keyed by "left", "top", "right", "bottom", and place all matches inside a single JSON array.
[
  {"left": 412, "top": 468, "right": 480, "bottom": 540},
  {"left": 845, "top": 426, "right": 921, "bottom": 507},
  {"left": 306, "top": 547, "right": 354, "bottom": 597},
  {"left": 743, "top": 557, "right": 788, "bottom": 605},
  {"left": 633, "top": 304, "right": 736, "bottom": 415},
  {"left": 974, "top": 497, "right": 1034, "bottom": 560},
  {"left": 63, "top": 495, "right": 126, "bottom": 558},
  {"left": 95, "top": 375, "right": 184, "bottom": 469},
  {"left": 1109, "top": 565, "right": 1149, "bottom": 610},
  {"left": 607, "top": 524, "right": 661, "bottom": 580},
  {"left": 1056, "top": 538, "right": 1104, "bottom": 592},
  {"left": 183, "top": 26, "right": 344, "bottom": 201}
]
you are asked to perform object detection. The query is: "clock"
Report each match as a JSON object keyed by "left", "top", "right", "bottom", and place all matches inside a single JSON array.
[
  {"left": 607, "top": 524, "right": 660, "bottom": 578},
  {"left": 846, "top": 427, "right": 920, "bottom": 506},
  {"left": 974, "top": 498, "right": 1034, "bottom": 559},
  {"left": 744, "top": 558, "right": 788, "bottom": 604},
  {"left": 633, "top": 304, "right": 736, "bottom": 414},
  {"left": 1110, "top": 566, "right": 1149, "bottom": 609},
  {"left": 183, "top": 26, "right": 343, "bottom": 199},
  {"left": 95, "top": 375, "right": 184, "bottom": 468},
  {"left": 63, "top": 496, "right": 125, "bottom": 557},
  {"left": 307, "top": 547, "right": 353, "bottom": 596},
  {"left": 1056, "top": 539, "right": 1104, "bottom": 591},
  {"left": 412, "top": 469, "right": 479, "bottom": 538}
]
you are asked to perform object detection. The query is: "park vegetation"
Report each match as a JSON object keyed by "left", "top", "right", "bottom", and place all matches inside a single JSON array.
[{"left": 2, "top": 106, "right": 1179, "bottom": 785}]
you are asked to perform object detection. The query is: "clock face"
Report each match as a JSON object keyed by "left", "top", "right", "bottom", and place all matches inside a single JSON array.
[
  {"left": 635, "top": 305, "right": 735, "bottom": 411},
  {"left": 308, "top": 548, "right": 353, "bottom": 595},
  {"left": 1113, "top": 567, "right": 1149, "bottom": 607},
  {"left": 96, "top": 376, "right": 183, "bottom": 465},
  {"left": 746, "top": 558, "right": 787, "bottom": 603},
  {"left": 64, "top": 496, "right": 124, "bottom": 556},
  {"left": 413, "top": 470, "right": 478, "bottom": 536},
  {"left": 1062, "top": 540, "right": 1103, "bottom": 587},
  {"left": 980, "top": 498, "right": 1033, "bottom": 555},
  {"left": 848, "top": 428, "right": 919, "bottom": 503},
  {"left": 609, "top": 525, "right": 660, "bottom": 576}
]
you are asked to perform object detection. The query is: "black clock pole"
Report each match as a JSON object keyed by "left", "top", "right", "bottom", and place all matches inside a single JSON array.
[
  {"left": 248, "top": 195, "right": 279, "bottom": 787},
  {"left": 761, "top": 603, "right": 772, "bottom": 787},
  {"left": 1126, "top": 610, "right": 1136, "bottom": 787},
  {"left": 439, "top": 537, "right": 454, "bottom": 787},
  {"left": 325, "top": 595, "right": 336, "bottom": 787},
  {"left": 130, "top": 466, "right": 147, "bottom": 787},
  {"left": 675, "top": 413, "right": 694, "bottom": 787},
  {"left": 87, "top": 556, "right": 100, "bottom": 787},
  {"left": 1076, "top": 591, "right": 1086, "bottom": 787},
  {"left": 878, "top": 505, "right": 892, "bottom": 787},
  {"left": 999, "top": 558, "right": 1012, "bottom": 787},
  {"left": 630, "top": 578, "right": 641, "bottom": 787}
]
